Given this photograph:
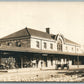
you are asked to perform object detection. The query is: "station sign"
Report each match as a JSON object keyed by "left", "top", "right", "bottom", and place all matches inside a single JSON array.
[{"left": 42, "top": 54, "right": 48, "bottom": 56}]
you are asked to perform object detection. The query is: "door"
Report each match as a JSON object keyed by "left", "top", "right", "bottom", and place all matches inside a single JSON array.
[{"left": 43, "top": 57, "right": 47, "bottom": 67}]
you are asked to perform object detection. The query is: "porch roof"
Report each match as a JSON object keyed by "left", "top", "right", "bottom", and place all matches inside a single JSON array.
[{"left": 0, "top": 47, "right": 84, "bottom": 56}]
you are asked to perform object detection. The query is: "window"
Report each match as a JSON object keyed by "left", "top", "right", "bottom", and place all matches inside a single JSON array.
[
  {"left": 44, "top": 42, "right": 47, "bottom": 49},
  {"left": 72, "top": 47, "right": 73, "bottom": 51},
  {"left": 36, "top": 41, "right": 39, "bottom": 48},
  {"left": 7, "top": 43, "right": 10, "bottom": 46},
  {"left": 7, "top": 42, "right": 12, "bottom": 46},
  {"left": 16, "top": 41, "right": 21, "bottom": 47},
  {"left": 77, "top": 48, "right": 79, "bottom": 51},
  {"left": 66, "top": 46, "right": 68, "bottom": 50},
  {"left": 50, "top": 43, "right": 53, "bottom": 49},
  {"left": 57, "top": 38, "right": 62, "bottom": 51}
]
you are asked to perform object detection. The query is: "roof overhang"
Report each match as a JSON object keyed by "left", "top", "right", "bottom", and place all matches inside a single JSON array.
[{"left": 0, "top": 47, "right": 84, "bottom": 56}]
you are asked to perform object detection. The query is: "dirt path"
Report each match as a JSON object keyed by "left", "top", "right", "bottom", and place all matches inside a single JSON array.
[{"left": 0, "top": 69, "right": 84, "bottom": 82}]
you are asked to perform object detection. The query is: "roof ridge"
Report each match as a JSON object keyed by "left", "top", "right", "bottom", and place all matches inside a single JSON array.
[{"left": 27, "top": 27, "right": 48, "bottom": 34}]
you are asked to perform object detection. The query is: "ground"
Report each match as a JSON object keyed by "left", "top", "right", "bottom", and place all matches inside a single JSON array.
[{"left": 0, "top": 68, "right": 84, "bottom": 82}]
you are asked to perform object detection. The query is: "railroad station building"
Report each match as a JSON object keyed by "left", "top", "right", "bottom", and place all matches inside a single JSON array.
[{"left": 0, "top": 27, "right": 84, "bottom": 69}]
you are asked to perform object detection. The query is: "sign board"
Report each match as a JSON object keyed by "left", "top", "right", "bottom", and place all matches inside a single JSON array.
[{"left": 42, "top": 54, "right": 48, "bottom": 56}]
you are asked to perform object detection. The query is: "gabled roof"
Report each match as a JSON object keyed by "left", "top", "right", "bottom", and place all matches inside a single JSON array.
[
  {"left": 0, "top": 28, "right": 52, "bottom": 40},
  {"left": 0, "top": 27, "right": 79, "bottom": 46}
]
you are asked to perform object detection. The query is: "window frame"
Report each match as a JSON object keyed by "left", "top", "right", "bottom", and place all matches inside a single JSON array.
[
  {"left": 57, "top": 38, "right": 63, "bottom": 51},
  {"left": 36, "top": 41, "right": 40, "bottom": 48},
  {"left": 16, "top": 41, "right": 21, "bottom": 47},
  {"left": 7, "top": 42, "right": 12, "bottom": 46},
  {"left": 66, "top": 46, "right": 68, "bottom": 50},
  {"left": 0, "top": 43, "right": 1, "bottom": 46},
  {"left": 44, "top": 42, "right": 47, "bottom": 49},
  {"left": 77, "top": 48, "right": 79, "bottom": 51},
  {"left": 72, "top": 47, "right": 73, "bottom": 51},
  {"left": 50, "top": 43, "right": 53, "bottom": 49}
]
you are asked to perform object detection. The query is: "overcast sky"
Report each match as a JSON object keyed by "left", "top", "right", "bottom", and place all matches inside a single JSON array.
[{"left": 0, "top": 2, "right": 84, "bottom": 45}]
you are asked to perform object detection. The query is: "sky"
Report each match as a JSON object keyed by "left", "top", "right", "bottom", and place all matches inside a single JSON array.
[{"left": 0, "top": 2, "right": 84, "bottom": 46}]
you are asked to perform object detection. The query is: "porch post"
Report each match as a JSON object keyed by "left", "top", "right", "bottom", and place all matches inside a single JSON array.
[
  {"left": 21, "top": 56, "right": 23, "bottom": 68},
  {"left": 77, "top": 55, "right": 79, "bottom": 68},
  {"left": 41, "top": 54, "right": 43, "bottom": 68},
  {"left": 0, "top": 57, "right": 1, "bottom": 65}
]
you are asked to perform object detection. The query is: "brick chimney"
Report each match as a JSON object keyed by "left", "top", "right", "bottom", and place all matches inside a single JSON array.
[{"left": 46, "top": 28, "right": 50, "bottom": 34}]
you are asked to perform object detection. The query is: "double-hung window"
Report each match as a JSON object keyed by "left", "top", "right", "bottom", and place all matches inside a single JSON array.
[
  {"left": 44, "top": 42, "right": 47, "bottom": 49},
  {"left": 36, "top": 41, "right": 39, "bottom": 48},
  {"left": 50, "top": 43, "right": 53, "bottom": 49}
]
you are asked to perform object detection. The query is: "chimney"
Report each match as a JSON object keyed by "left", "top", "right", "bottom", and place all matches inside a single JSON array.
[{"left": 46, "top": 28, "right": 50, "bottom": 34}]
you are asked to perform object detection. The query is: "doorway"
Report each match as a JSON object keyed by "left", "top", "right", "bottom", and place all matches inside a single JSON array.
[{"left": 43, "top": 56, "right": 47, "bottom": 67}]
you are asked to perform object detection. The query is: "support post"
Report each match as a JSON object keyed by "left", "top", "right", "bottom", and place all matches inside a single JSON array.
[
  {"left": 0, "top": 57, "right": 1, "bottom": 65},
  {"left": 21, "top": 57, "right": 23, "bottom": 68},
  {"left": 77, "top": 55, "right": 79, "bottom": 68},
  {"left": 55, "top": 56, "right": 56, "bottom": 65},
  {"left": 41, "top": 54, "right": 43, "bottom": 69}
]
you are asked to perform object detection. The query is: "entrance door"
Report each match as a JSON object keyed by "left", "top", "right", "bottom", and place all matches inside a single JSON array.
[{"left": 43, "top": 57, "right": 47, "bottom": 67}]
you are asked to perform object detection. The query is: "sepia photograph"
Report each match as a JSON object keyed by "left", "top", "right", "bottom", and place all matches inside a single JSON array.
[{"left": 0, "top": 0, "right": 84, "bottom": 82}]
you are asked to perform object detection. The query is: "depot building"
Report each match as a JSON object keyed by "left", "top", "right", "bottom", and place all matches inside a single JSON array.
[{"left": 0, "top": 27, "right": 84, "bottom": 69}]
